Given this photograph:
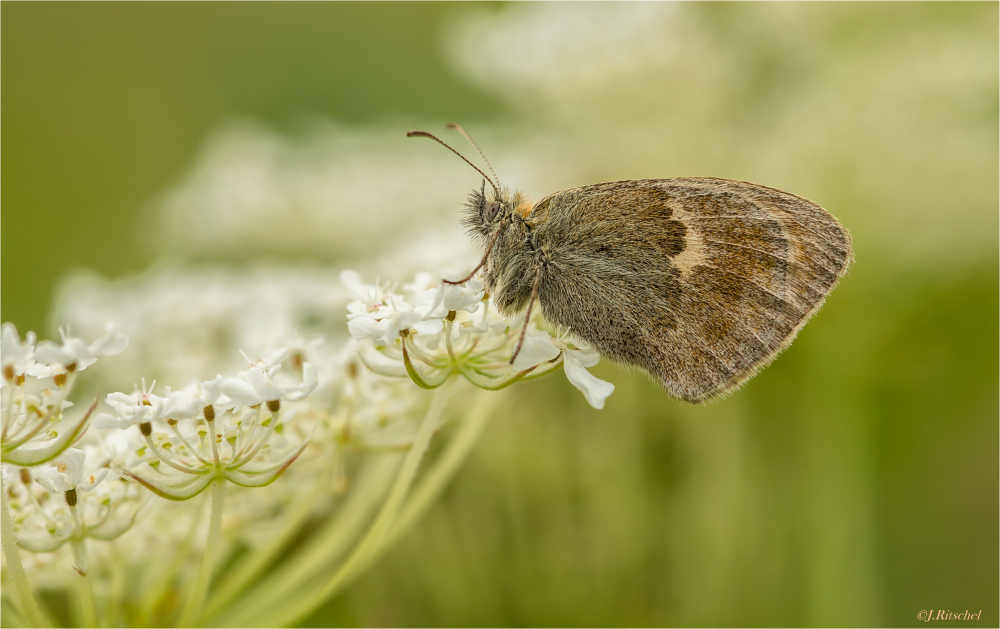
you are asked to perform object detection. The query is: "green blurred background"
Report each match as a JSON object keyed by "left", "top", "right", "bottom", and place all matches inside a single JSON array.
[{"left": 3, "top": 2, "right": 997, "bottom": 627}]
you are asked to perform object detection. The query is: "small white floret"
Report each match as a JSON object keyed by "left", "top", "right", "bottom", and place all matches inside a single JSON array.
[{"left": 563, "top": 350, "right": 615, "bottom": 410}]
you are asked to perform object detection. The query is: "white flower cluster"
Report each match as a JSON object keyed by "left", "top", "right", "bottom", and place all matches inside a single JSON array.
[
  {"left": 2, "top": 323, "right": 126, "bottom": 467},
  {"left": 343, "top": 270, "right": 615, "bottom": 409},
  {"left": 0, "top": 323, "right": 326, "bottom": 585},
  {"left": 7, "top": 448, "right": 140, "bottom": 576},
  {"left": 2, "top": 260, "right": 614, "bottom": 627},
  {"left": 51, "top": 264, "right": 352, "bottom": 391},
  {"left": 91, "top": 346, "right": 317, "bottom": 500},
  {"left": 2, "top": 324, "right": 134, "bottom": 577}
]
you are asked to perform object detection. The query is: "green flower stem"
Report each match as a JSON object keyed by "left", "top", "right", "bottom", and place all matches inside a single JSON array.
[
  {"left": 444, "top": 316, "right": 457, "bottom": 362},
  {"left": 0, "top": 472, "right": 48, "bottom": 627},
  {"left": 168, "top": 423, "right": 213, "bottom": 466},
  {"left": 104, "top": 542, "right": 128, "bottom": 629},
  {"left": 3, "top": 602, "right": 27, "bottom": 627},
  {"left": 230, "top": 408, "right": 262, "bottom": 464},
  {"left": 400, "top": 335, "right": 444, "bottom": 368},
  {"left": 5, "top": 373, "right": 76, "bottom": 449},
  {"left": 178, "top": 479, "right": 226, "bottom": 627},
  {"left": 401, "top": 337, "right": 451, "bottom": 389},
  {"left": 256, "top": 381, "right": 456, "bottom": 628},
  {"left": 208, "top": 419, "right": 221, "bottom": 468},
  {"left": 209, "top": 456, "right": 399, "bottom": 627},
  {"left": 73, "top": 560, "right": 98, "bottom": 629},
  {"left": 134, "top": 501, "right": 206, "bottom": 627},
  {"left": 70, "top": 526, "right": 98, "bottom": 629},
  {"left": 231, "top": 407, "right": 276, "bottom": 468},
  {"left": 141, "top": 434, "right": 201, "bottom": 475},
  {"left": 383, "top": 388, "right": 495, "bottom": 548},
  {"left": 201, "top": 475, "right": 324, "bottom": 620}
]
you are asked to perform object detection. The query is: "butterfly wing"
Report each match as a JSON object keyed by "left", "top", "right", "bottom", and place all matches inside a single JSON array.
[{"left": 530, "top": 177, "right": 853, "bottom": 402}]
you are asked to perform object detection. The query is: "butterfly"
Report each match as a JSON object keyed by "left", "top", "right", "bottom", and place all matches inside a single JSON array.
[{"left": 409, "top": 125, "right": 853, "bottom": 402}]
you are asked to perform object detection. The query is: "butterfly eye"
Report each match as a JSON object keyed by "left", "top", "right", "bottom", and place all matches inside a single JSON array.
[{"left": 483, "top": 201, "right": 500, "bottom": 222}]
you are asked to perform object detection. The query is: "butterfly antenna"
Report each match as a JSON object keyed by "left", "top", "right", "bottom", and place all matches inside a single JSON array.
[
  {"left": 407, "top": 130, "right": 500, "bottom": 198},
  {"left": 446, "top": 123, "right": 499, "bottom": 187}
]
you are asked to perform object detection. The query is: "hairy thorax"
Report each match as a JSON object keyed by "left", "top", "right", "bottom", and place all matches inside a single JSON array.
[
  {"left": 475, "top": 191, "right": 542, "bottom": 317},
  {"left": 484, "top": 218, "right": 537, "bottom": 317}
]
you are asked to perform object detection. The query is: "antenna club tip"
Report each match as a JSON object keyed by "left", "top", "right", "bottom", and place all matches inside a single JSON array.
[
  {"left": 406, "top": 130, "right": 423, "bottom": 138},
  {"left": 445, "top": 123, "right": 461, "bottom": 130}
]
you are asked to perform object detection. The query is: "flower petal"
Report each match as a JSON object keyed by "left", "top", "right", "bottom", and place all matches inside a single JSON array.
[
  {"left": 285, "top": 363, "right": 318, "bottom": 401},
  {"left": 261, "top": 347, "right": 289, "bottom": 368},
  {"left": 199, "top": 375, "right": 224, "bottom": 406},
  {"left": 107, "top": 391, "right": 139, "bottom": 407},
  {"left": 441, "top": 278, "right": 484, "bottom": 313},
  {"left": 34, "top": 474, "right": 66, "bottom": 493},
  {"left": 32, "top": 340, "right": 71, "bottom": 366},
  {"left": 89, "top": 323, "right": 129, "bottom": 356},
  {"left": 221, "top": 377, "right": 262, "bottom": 407},
  {"left": 510, "top": 331, "right": 561, "bottom": 371},
  {"left": 1, "top": 323, "right": 35, "bottom": 373},
  {"left": 159, "top": 391, "right": 202, "bottom": 421},
  {"left": 60, "top": 448, "right": 87, "bottom": 487},
  {"left": 563, "top": 353, "right": 615, "bottom": 410},
  {"left": 347, "top": 316, "right": 387, "bottom": 342},
  {"left": 95, "top": 413, "right": 131, "bottom": 430},
  {"left": 565, "top": 348, "right": 601, "bottom": 369},
  {"left": 78, "top": 468, "right": 109, "bottom": 492}
]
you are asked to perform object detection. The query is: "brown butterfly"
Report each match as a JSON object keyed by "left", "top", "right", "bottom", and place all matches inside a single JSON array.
[{"left": 409, "top": 125, "right": 853, "bottom": 403}]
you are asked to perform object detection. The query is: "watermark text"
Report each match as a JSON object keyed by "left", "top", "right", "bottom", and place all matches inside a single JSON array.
[{"left": 918, "top": 610, "right": 982, "bottom": 622}]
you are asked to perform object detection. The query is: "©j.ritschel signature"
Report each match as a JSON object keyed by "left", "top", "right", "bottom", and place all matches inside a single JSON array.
[{"left": 918, "top": 610, "right": 983, "bottom": 622}]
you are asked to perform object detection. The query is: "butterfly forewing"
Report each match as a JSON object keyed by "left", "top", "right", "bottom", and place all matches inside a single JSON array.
[{"left": 529, "top": 178, "right": 852, "bottom": 402}]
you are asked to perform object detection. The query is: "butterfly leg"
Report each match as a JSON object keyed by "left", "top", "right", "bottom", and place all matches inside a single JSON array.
[
  {"left": 509, "top": 265, "right": 544, "bottom": 365},
  {"left": 443, "top": 218, "right": 506, "bottom": 285}
]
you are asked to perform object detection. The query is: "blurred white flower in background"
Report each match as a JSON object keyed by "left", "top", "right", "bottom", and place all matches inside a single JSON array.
[
  {"left": 147, "top": 121, "right": 489, "bottom": 262},
  {"left": 124, "top": 2, "right": 996, "bottom": 283},
  {"left": 445, "top": 2, "right": 685, "bottom": 108}
]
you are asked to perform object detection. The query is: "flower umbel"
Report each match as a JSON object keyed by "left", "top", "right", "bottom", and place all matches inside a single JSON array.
[
  {"left": 5, "top": 448, "right": 140, "bottom": 578},
  {"left": 344, "top": 270, "right": 615, "bottom": 408},
  {"left": 2, "top": 327, "right": 116, "bottom": 467},
  {"left": 96, "top": 350, "right": 317, "bottom": 501}
]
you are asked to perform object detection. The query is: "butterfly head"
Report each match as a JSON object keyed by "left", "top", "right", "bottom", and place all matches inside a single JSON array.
[
  {"left": 463, "top": 181, "right": 534, "bottom": 240},
  {"left": 406, "top": 126, "right": 531, "bottom": 240}
]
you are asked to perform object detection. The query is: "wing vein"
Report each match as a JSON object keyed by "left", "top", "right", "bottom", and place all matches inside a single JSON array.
[
  {"left": 701, "top": 238, "right": 789, "bottom": 263},
  {"left": 698, "top": 263, "right": 796, "bottom": 308}
]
